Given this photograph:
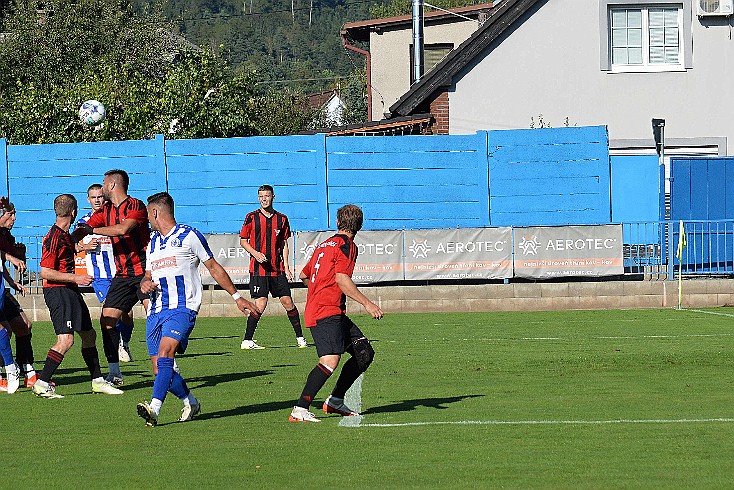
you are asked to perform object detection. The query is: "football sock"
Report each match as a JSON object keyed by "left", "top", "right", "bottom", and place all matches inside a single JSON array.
[
  {"left": 244, "top": 314, "right": 259, "bottom": 341},
  {"left": 117, "top": 320, "right": 133, "bottom": 344},
  {"left": 101, "top": 327, "right": 121, "bottom": 363},
  {"left": 0, "top": 328, "right": 14, "bottom": 366},
  {"left": 286, "top": 307, "right": 303, "bottom": 338},
  {"left": 150, "top": 398, "right": 163, "bottom": 414},
  {"left": 39, "top": 349, "right": 64, "bottom": 383},
  {"left": 81, "top": 347, "right": 103, "bottom": 379},
  {"left": 152, "top": 356, "right": 175, "bottom": 406},
  {"left": 169, "top": 370, "right": 190, "bottom": 400},
  {"left": 184, "top": 393, "right": 198, "bottom": 408},
  {"left": 15, "top": 333, "right": 33, "bottom": 373},
  {"left": 331, "top": 356, "right": 361, "bottom": 399},
  {"left": 108, "top": 362, "right": 122, "bottom": 377},
  {"left": 296, "top": 363, "right": 333, "bottom": 409}
]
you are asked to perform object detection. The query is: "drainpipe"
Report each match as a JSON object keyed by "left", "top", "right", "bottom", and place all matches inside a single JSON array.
[
  {"left": 341, "top": 30, "right": 373, "bottom": 122},
  {"left": 412, "top": 0, "right": 424, "bottom": 83}
]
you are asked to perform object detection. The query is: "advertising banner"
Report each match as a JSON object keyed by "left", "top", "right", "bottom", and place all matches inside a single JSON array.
[
  {"left": 513, "top": 225, "right": 624, "bottom": 279},
  {"left": 199, "top": 234, "right": 295, "bottom": 285},
  {"left": 295, "top": 230, "right": 404, "bottom": 284},
  {"left": 403, "top": 228, "right": 513, "bottom": 280}
]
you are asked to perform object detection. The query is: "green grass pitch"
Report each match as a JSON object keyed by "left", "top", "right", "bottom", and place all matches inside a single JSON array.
[{"left": 5, "top": 308, "right": 734, "bottom": 488}]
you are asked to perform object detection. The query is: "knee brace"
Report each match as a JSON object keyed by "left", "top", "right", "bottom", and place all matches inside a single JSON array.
[{"left": 351, "top": 337, "right": 375, "bottom": 373}]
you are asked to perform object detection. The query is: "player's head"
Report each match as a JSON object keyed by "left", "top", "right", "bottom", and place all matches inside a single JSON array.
[
  {"left": 147, "top": 192, "right": 174, "bottom": 232},
  {"left": 87, "top": 183, "right": 105, "bottom": 211},
  {"left": 336, "top": 204, "right": 363, "bottom": 236},
  {"left": 257, "top": 184, "right": 274, "bottom": 210},
  {"left": 0, "top": 200, "right": 16, "bottom": 229},
  {"left": 103, "top": 169, "right": 130, "bottom": 197},
  {"left": 54, "top": 194, "right": 78, "bottom": 219}
]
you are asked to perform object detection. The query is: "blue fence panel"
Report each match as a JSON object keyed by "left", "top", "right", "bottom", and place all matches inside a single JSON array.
[
  {"left": 0, "top": 139, "right": 7, "bottom": 196},
  {"left": 166, "top": 134, "right": 327, "bottom": 233},
  {"left": 7, "top": 135, "right": 166, "bottom": 242},
  {"left": 611, "top": 155, "right": 661, "bottom": 245},
  {"left": 671, "top": 157, "right": 734, "bottom": 220},
  {"left": 488, "top": 126, "right": 611, "bottom": 226},
  {"left": 326, "top": 133, "right": 489, "bottom": 230}
]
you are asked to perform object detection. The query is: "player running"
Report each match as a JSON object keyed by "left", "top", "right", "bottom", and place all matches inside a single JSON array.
[
  {"left": 32, "top": 194, "right": 123, "bottom": 399},
  {"left": 136, "top": 192, "right": 260, "bottom": 427},
  {"left": 239, "top": 184, "right": 306, "bottom": 350},
  {"left": 75, "top": 183, "right": 134, "bottom": 363},
  {"left": 72, "top": 169, "right": 151, "bottom": 386},
  {"left": 289, "top": 204, "right": 383, "bottom": 423}
]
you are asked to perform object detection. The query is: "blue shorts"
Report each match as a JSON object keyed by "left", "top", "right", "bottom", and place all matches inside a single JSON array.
[
  {"left": 92, "top": 278, "right": 112, "bottom": 303},
  {"left": 146, "top": 308, "right": 197, "bottom": 357}
]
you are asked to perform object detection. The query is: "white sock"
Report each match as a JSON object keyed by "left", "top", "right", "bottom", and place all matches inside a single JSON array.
[
  {"left": 35, "top": 379, "right": 49, "bottom": 389},
  {"left": 5, "top": 363, "right": 19, "bottom": 375},
  {"left": 92, "top": 376, "right": 104, "bottom": 384},
  {"left": 183, "top": 393, "right": 197, "bottom": 407},
  {"left": 24, "top": 364, "right": 35, "bottom": 376},
  {"left": 150, "top": 398, "right": 163, "bottom": 414}
]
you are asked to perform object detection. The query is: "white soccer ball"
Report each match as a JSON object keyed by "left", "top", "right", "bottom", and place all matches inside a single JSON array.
[{"left": 79, "top": 100, "right": 106, "bottom": 126}]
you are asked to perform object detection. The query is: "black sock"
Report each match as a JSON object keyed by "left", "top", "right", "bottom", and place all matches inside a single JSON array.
[
  {"left": 287, "top": 307, "right": 303, "bottom": 338},
  {"left": 101, "top": 327, "right": 120, "bottom": 363},
  {"left": 244, "top": 315, "right": 259, "bottom": 341},
  {"left": 297, "top": 363, "right": 333, "bottom": 409},
  {"left": 15, "top": 334, "right": 32, "bottom": 372},
  {"left": 331, "top": 356, "right": 362, "bottom": 399},
  {"left": 39, "top": 349, "right": 64, "bottom": 383},
  {"left": 81, "top": 347, "right": 103, "bottom": 380}
]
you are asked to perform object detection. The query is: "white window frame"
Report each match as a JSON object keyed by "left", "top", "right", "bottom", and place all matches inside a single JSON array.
[
  {"left": 599, "top": 0, "right": 692, "bottom": 72},
  {"left": 610, "top": 6, "right": 684, "bottom": 72}
]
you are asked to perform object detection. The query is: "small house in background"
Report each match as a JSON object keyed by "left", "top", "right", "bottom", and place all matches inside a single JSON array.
[{"left": 307, "top": 89, "right": 347, "bottom": 127}]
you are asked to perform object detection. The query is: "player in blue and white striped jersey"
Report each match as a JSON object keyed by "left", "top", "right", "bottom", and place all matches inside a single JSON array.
[
  {"left": 75, "top": 184, "right": 135, "bottom": 365},
  {"left": 136, "top": 192, "right": 260, "bottom": 427}
]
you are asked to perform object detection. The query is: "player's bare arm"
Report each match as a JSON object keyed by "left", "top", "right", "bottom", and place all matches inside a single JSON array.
[
  {"left": 283, "top": 240, "right": 293, "bottom": 281},
  {"left": 75, "top": 238, "right": 99, "bottom": 253},
  {"left": 139, "top": 270, "right": 158, "bottom": 295},
  {"left": 299, "top": 270, "right": 309, "bottom": 287},
  {"left": 203, "top": 257, "right": 261, "bottom": 318},
  {"left": 5, "top": 252, "right": 25, "bottom": 273},
  {"left": 2, "top": 254, "right": 25, "bottom": 296},
  {"left": 41, "top": 266, "right": 93, "bottom": 286},
  {"left": 87, "top": 217, "right": 140, "bottom": 238},
  {"left": 240, "top": 238, "right": 268, "bottom": 264},
  {"left": 335, "top": 272, "right": 383, "bottom": 319}
]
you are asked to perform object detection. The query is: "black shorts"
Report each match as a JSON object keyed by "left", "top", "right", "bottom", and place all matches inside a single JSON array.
[
  {"left": 310, "top": 314, "right": 365, "bottom": 358},
  {"left": 0, "top": 290, "right": 22, "bottom": 323},
  {"left": 43, "top": 287, "right": 93, "bottom": 335},
  {"left": 249, "top": 275, "right": 291, "bottom": 299},
  {"left": 104, "top": 275, "right": 148, "bottom": 312}
]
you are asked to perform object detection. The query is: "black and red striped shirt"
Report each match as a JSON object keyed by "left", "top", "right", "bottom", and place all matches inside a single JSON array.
[
  {"left": 239, "top": 209, "right": 291, "bottom": 276},
  {"left": 41, "top": 225, "right": 76, "bottom": 289},
  {"left": 84, "top": 197, "right": 150, "bottom": 278}
]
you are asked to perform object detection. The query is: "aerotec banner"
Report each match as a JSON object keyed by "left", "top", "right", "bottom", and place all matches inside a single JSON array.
[
  {"left": 198, "top": 234, "right": 295, "bottom": 285},
  {"left": 295, "top": 230, "right": 404, "bottom": 284},
  {"left": 513, "top": 225, "right": 624, "bottom": 279},
  {"left": 403, "top": 228, "right": 513, "bottom": 280}
]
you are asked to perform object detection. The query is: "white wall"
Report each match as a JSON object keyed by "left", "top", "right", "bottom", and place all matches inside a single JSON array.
[{"left": 450, "top": 0, "right": 734, "bottom": 153}]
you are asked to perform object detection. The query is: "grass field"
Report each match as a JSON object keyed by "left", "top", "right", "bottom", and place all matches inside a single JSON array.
[{"left": 5, "top": 307, "right": 734, "bottom": 488}]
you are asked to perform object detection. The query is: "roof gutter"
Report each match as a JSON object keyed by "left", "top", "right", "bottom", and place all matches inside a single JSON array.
[{"left": 341, "top": 30, "right": 373, "bottom": 122}]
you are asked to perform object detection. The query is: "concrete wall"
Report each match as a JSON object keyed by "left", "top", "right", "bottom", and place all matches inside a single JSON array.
[
  {"left": 450, "top": 0, "right": 734, "bottom": 154},
  {"left": 17, "top": 279, "right": 734, "bottom": 322}
]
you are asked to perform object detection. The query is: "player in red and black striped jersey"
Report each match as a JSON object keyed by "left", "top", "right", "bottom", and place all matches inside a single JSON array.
[
  {"left": 71, "top": 169, "right": 151, "bottom": 385},
  {"left": 238, "top": 185, "right": 306, "bottom": 350},
  {"left": 32, "top": 194, "right": 122, "bottom": 398},
  {"left": 289, "top": 204, "right": 383, "bottom": 423}
]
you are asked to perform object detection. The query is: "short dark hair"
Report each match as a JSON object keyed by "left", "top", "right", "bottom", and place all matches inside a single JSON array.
[
  {"left": 336, "top": 204, "right": 363, "bottom": 235},
  {"left": 87, "top": 183, "right": 103, "bottom": 193},
  {"left": 147, "top": 192, "right": 174, "bottom": 214},
  {"left": 258, "top": 185, "right": 274, "bottom": 194},
  {"left": 54, "top": 194, "right": 77, "bottom": 218},
  {"left": 105, "top": 169, "right": 129, "bottom": 192}
]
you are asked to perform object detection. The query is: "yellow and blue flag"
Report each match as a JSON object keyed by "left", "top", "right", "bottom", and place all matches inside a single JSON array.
[{"left": 676, "top": 220, "right": 687, "bottom": 261}]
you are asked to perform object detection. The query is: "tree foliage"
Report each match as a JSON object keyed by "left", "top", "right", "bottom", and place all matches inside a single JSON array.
[{"left": 0, "top": 0, "right": 318, "bottom": 144}]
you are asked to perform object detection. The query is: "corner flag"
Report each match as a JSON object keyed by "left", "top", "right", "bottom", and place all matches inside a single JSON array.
[{"left": 676, "top": 220, "right": 687, "bottom": 261}]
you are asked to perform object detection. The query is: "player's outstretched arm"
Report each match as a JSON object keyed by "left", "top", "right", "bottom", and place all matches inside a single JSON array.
[
  {"left": 203, "top": 257, "right": 261, "bottom": 319},
  {"left": 41, "top": 267, "right": 93, "bottom": 286},
  {"left": 335, "top": 272, "right": 383, "bottom": 320}
]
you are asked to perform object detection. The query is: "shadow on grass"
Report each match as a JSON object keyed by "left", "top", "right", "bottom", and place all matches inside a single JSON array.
[
  {"left": 197, "top": 399, "right": 296, "bottom": 420},
  {"left": 186, "top": 370, "right": 273, "bottom": 390},
  {"left": 188, "top": 335, "right": 240, "bottom": 341},
  {"left": 177, "top": 351, "right": 232, "bottom": 360},
  {"left": 362, "top": 395, "right": 484, "bottom": 415}
]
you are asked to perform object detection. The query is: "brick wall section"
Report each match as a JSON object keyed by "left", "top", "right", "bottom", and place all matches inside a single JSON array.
[
  {"left": 429, "top": 90, "right": 449, "bottom": 134},
  {"left": 17, "top": 279, "right": 734, "bottom": 321}
]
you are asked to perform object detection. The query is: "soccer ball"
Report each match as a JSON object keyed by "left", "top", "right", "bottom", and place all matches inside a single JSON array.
[{"left": 79, "top": 100, "right": 106, "bottom": 126}]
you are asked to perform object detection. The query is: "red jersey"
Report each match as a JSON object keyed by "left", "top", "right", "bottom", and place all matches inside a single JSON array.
[
  {"left": 301, "top": 233, "right": 358, "bottom": 327},
  {"left": 239, "top": 209, "right": 291, "bottom": 277},
  {"left": 40, "top": 225, "right": 76, "bottom": 289},
  {"left": 84, "top": 197, "right": 150, "bottom": 278}
]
